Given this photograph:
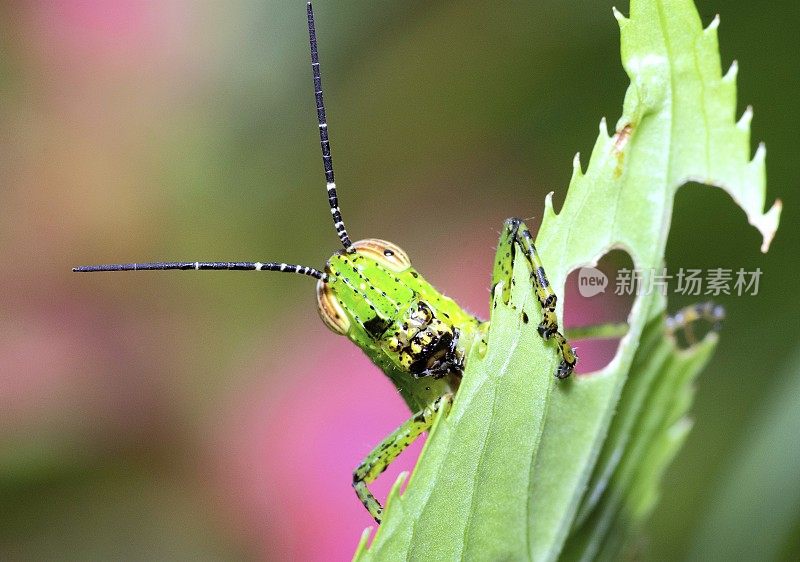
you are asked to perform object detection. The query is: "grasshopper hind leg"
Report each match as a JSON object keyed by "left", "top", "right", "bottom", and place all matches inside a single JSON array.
[{"left": 492, "top": 218, "right": 578, "bottom": 378}]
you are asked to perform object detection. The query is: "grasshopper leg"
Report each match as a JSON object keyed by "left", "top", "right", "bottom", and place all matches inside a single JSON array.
[
  {"left": 353, "top": 394, "right": 453, "bottom": 523},
  {"left": 492, "top": 218, "right": 577, "bottom": 378},
  {"left": 564, "top": 302, "right": 723, "bottom": 349},
  {"left": 666, "top": 301, "right": 725, "bottom": 346}
]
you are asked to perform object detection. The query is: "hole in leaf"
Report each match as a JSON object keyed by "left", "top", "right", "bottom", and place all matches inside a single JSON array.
[
  {"left": 663, "top": 182, "right": 757, "bottom": 349},
  {"left": 563, "top": 249, "right": 635, "bottom": 373}
]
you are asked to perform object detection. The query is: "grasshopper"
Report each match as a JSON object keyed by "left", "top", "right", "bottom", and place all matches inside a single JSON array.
[{"left": 75, "top": 3, "right": 718, "bottom": 524}]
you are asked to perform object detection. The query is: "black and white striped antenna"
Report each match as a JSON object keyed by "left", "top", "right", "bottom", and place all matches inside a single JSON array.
[
  {"left": 73, "top": 261, "right": 326, "bottom": 280},
  {"left": 73, "top": 4, "right": 355, "bottom": 280},
  {"left": 307, "top": 1, "right": 354, "bottom": 252}
]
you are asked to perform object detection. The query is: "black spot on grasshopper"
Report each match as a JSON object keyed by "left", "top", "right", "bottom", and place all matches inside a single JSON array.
[{"left": 363, "top": 315, "right": 392, "bottom": 338}]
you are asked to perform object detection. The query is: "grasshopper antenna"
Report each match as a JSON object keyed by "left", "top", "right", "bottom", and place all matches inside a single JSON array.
[
  {"left": 73, "top": 261, "right": 327, "bottom": 280},
  {"left": 72, "top": 5, "right": 348, "bottom": 280},
  {"left": 307, "top": 2, "right": 355, "bottom": 253}
]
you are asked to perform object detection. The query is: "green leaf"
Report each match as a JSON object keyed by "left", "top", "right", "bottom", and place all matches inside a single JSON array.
[{"left": 353, "top": 0, "right": 780, "bottom": 559}]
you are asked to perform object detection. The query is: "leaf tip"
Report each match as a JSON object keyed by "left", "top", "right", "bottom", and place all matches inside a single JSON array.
[
  {"left": 753, "top": 141, "right": 766, "bottom": 164},
  {"left": 353, "top": 525, "right": 374, "bottom": 558},
  {"left": 756, "top": 198, "right": 782, "bottom": 253},
  {"left": 544, "top": 190, "right": 557, "bottom": 219},
  {"left": 723, "top": 59, "right": 739, "bottom": 83},
  {"left": 736, "top": 105, "right": 753, "bottom": 130},
  {"left": 612, "top": 6, "right": 628, "bottom": 25},
  {"left": 492, "top": 278, "right": 505, "bottom": 301},
  {"left": 599, "top": 116, "right": 610, "bottom": 138},
  {"left": 573, "top": 151, "right": 584, "bottom": 172},
  {"left": 705, "top": 14, "right": 720, "bottom": 33},
  {"left": 388, "top": 470, "right": 410, "bottom": 500}
]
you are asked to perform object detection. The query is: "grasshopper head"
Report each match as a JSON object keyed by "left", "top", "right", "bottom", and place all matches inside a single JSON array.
[
  {"left": 318, "top": 238, "right": 464, "bottom": 380},
  {"left": 316, "top": 239, "right": 413, "bottom": 338}
]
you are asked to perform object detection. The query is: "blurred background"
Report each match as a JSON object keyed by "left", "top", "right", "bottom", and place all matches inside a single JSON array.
[{"left": 1, "top": 1, "right": 797, "bottom": 560}]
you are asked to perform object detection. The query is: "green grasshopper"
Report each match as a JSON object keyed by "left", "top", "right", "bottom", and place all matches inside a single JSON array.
[{"left": 75, "top": 3, "right": 717, "bottom": 524}]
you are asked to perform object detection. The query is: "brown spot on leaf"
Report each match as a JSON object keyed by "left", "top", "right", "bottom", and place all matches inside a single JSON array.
[
  {"left": 612, "top": 122, "right": 634, "bottom": 178},
  {"left": 613, "top": 123, "right": 633, "bottom": 152}
]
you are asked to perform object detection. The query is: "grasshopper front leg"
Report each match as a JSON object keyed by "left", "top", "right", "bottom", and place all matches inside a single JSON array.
[
  {"left": 492, "top": 218, "right": 578, "bottom": 378},
  {"left": 353, "top": 394, "right": 453, "bottom": 523}
]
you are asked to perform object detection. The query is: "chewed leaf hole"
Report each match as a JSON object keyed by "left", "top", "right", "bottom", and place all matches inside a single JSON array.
[{"left": 563, "top": 249, "right": 635, "bottom": 373}]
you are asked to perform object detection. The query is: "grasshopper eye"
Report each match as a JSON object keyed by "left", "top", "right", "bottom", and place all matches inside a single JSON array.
[
  {"left": 352, "top": 239, "right": 411, "bottom": 272},
  {"left": 316, "top": 279, "right": 350, "bottom": 335}
]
